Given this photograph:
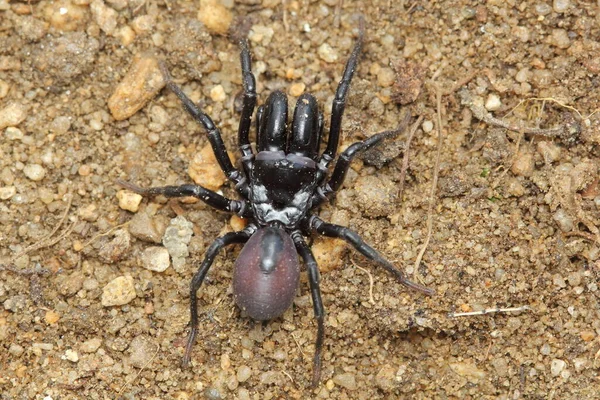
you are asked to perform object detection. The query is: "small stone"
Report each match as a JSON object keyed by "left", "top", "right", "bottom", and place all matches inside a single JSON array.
[
  {"left": 116, "top": 26, "right": 136, "bottom": 46},
  {"left": 44, "top": 310, "right": 60, "bottom": 324},
  {"left": 248, "top": 25, "right": 275, "bottom": 46},
  {"left": 163, "top": 216, "right": 194, "bottom": 273},
  {"left": 90, "top": 0, "right": 118, "bottom": 35},
  {"left": 101, "top": 275, "right": 137, "bottom": 307},
  {"left": 108, "top": 54, "right": 166, "bottom": 121},
  {"left": 98, "top": 229, "right": 131, "bottom": 263},
  {"left": 129, "top": 210, "right": 168, "bottom": 243},
  {"left": 553, "top": 0, "right": 570, "bottom": 13},
  {"left": 4, "top": 295, "right": 27, "bottom": 312},
  {"left": 198, "top": 0, "right": 232, "bottom": 35},
  {"left": 229, "top": 215, "right": 247, "bottom": 231},
  {"left": 537, "top": 141, "right": 561, "bottom": 163},
  {"left": 422, "top": 120, "right": 433, "bottom": 133},
  {"left": 210, "top": 85, "right": 226, "bottom": 102},
  {"left": 78, "top": 203, "right": 99, "bottom": 222},
  {"left": 140, "top": 246, "right": 170, "bottom": 272},
  {"left": 332, "top": 373, "right": 357, "bottom": 390},
  {"left": 23, "top": 164, "right": 46, "bottom": 181},
  {"left": 510, "top": 151, "right": 534, "bottom": 176},
  {"left": 580, "top": 331, "right": 595, "bottom": 341},
  {"left": 550, "top": 359, "right": 566, "bottom": 376},
  {"left": 236, "top": 365, "right": 252, "bottom": 383},
  {"left": 354, "top": 174, "right": 398, "bottom": 217},
  {"left": 131, "top": 15, "right": 155, "bottom": 35},
  {"left": 485, "top": 93, "right": 502, "bottom": 111},
  {"left": 289, "top": 82, "right": 305, "bottom": 97},
  {"left": 0, "top": 102, "right": 27, "bottom": 130},
  {"left": 188, "top": 143, "right": 231, "bottom": 191},
  {"left": 553, "top": 209, "right": 574, "bottom": 232},
  {"left": 5, "top": 127, "right": 23, "bottom": 140},
  {"left": 129, "top": 335, "right": 156, "bottom": 368},
  {"left": 311, "top": 237, "right": 347, "bottom": 273},
  {"left": 63, "top": 349, "right": 79, "bottom": 362},
  {"left": 549, "top": 29, "right": 570, "bottom": 49},
  {"left": 377, "top": 67, "right": 395, "bottom": 88},
  {"left": 318, "top": 43, "right": 338, "bottom": 63},
  {"left": 0, "top": 186, "right": 16, "bottom": 200},
  {"left": 375, "top": 364, "right": 397, "bottom": 391},
  {"left": 43, "top": 1, "right": 88, "bottom": 31},
  {"left": 449, "top": 362, "right": 486, "bottom": 383},
  {"left": 506, "top": 178, "right": 525, "bottom": 197},
  {"left": 50, "top": 116, "right": 71, "bottom": 134},
  {"left": 9, "top": 344, "right": 24, "bottom": 356},
  {"left": 116, "top": 190, "right": 143, "bottom": 212},
  {"left": 81, "top": 338, "right": 102, "bottom": 353}
]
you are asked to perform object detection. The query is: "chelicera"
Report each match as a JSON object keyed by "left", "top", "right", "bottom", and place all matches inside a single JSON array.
[{"left": 120, "top": 21, "right": 434, "bottom": 386}]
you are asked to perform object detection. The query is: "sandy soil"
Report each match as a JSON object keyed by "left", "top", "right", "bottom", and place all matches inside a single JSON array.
[{"left": 1, "top": 0, "right": 600, "bottom": 399}]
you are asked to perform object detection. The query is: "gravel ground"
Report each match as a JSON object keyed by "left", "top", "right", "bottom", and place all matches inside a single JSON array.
[{"left": 1, "top": 0, "right": 600, "bottom": 399}]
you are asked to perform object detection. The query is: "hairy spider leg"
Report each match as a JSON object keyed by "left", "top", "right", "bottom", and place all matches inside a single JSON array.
[
  {"left": 308, "top": 216, "right": 435, "bottom": 296},
  {"left": 117, "top": 180, "right": 251, "bottom": 217},
  {"left": 311, "top": 113, "right": 412, "bottom": 209},
  {"left": 257, "top": 90, "right": 289, "bottom": 152},
  {"left": 291, "top": 232, "right": 325, "bottom": 388},
  {"left": 238, "top": 40, "right": 257, "bottom": 173},
  {"left": 182, "top": 228, "right": 254, "bottom": 367},
  {"left": 158, "top": 62, "right": 249, "bottom": 196},
  {"left": 289, "top": 93, "right": 322, "bottom": 159},
  {"left": 319, "top": 18, "right": 365, "bottom": 169}
]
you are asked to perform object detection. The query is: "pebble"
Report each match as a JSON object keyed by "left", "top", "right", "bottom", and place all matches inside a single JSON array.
[
  {"left": 288, "top": 82, "right": 305, "bottom": 97},
  {"left": 553, "top": 0, "right": 570, "bottom": 13},
  {"left": 0, "top": 79, "right": 9, "bottom": 98},
  {"left": 580, "top": 331, "right": 595, "bottom": 341},
  {"left": 5, "top": 127, "right": 23, "bottom": 140},
  {"left": 550, "top": 359, "right": 566, "bottom": 376},
  {"left": 537, "top": 141, "right": 561, "bottom": 163},
  {"left": 318, "top": 43, "right": 338, "bottom": 63},
  {"left": 332, "top": 373, "right": 357, "bottom": 390},
  {"left": 510, "top": 151, "right": 534, "bottom": 177},
  {"left": 248, "top": 25, "right": 275, "bottom": 46},
  {"left": 63, "top": 349, "right": 79, "bottom": 362},
  {"left": 129, "top": 335, "right": 156, "bottom": 368},
  {"left": 140, "top": 246, "right": 170, "bottom": 272},
  {"left": 101, "top": 275, "right": 137, "bottom": 307},
  {"left": 375, "top": 364, "right": 397, "bottom": 391},
  {"left": 50, "top": 116, "right": 71, "bottom": 134},
  {"left": 449, "top": 361, "right": 486, "bottom": 383},
  {"left": 90, "top": 0, "right": 118, "bottom": 35},
  {"left": 22, "top": 164, "right": 46, "bottom": 181},
  {"left": 129, "top": 210, "right": 168, "bottom": 243},
  {"left": 98, "top": 229, "right": 131, "bottom": 263},
  {"left": 552, "top": 209, "right": 574, "bottom": 232},
  {"left": 485, "top": 93, "right": 502, "bottom": 111},
  {"left": 117, "top": 26, "right": 136, "bottom": 46},
  {"left": 549, "top": 29, "right": 570, "bottom": 49},
  {"left": 0, "top": 186, "right": 16, "bottom": 200},
  {"left": 188, "top": 143, "right": 229, "bottom": 191},
  {"left": 44, "top": 310, "right": 60, "bottom": 324},
  {"left": 422, "top": 120, "right": 434, "bottom": 133},
  {"left": 377, "top": 67, "right": 395, "bottom": 88},
  {"left": 3, "top": 294, "right": 27, "bottom": 312},
  {"left": 0, "top": 102, "right": 27, "bottom": 130},
  {"left": 163, "top": 216, "right": 194, "bottom": 273},
  {"left": 210, "top": 85, "right": 226, "bottom": 102},
  {"left": 9, "top": 344, "right": 24, "bottom": 356},
  {"left": 43, "top": 1, "right": 88, "bottom": 31},
  {"left": 108, "top": 54, "right": 166, "bottom": 121},
  {"left": 78, "top": 203, "right": 99, "bottom": 222},
  {"left": 236, "top": 365, "right": 252, "bottom": 383},
  {"left": 311, "top": 237, "right": 346, "bottom": 273},
  {"left": 131, "top": 14, "right": 155, "bottom": 35},
  {"left": 116, "top": 189, "right": 143, "bottom": 212},
  {"left": 198, "top": 0, "right": 232, "bottom": 35},
  {"left": 81, "top": 338, "right": 102, "bottom": 353},
  {"left": 354, "top": 175, "right": 397, "bottom": 218}
]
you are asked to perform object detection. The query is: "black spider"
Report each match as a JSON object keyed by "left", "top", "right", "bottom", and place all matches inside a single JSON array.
[{"left": 120, "top": 21, "right": 434, "bottom": 387}]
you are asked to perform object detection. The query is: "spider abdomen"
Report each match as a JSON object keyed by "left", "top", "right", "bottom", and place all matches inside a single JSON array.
[{"left": 233, "top": 227, "right": 300, "bottom": 320}]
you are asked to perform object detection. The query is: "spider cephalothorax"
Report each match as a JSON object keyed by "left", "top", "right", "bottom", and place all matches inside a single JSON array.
[{"left": 120, "top": 19, "right": 434, "bottom": 387}]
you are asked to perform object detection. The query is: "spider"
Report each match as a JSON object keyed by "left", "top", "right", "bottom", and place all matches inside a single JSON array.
[{"left": 120, "top": 20, "right": 434, "bottom": 387}]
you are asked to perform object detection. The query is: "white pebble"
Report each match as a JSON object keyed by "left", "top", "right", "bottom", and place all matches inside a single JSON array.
[
  {"left": 0, "top": 102, "right": 27, "bottom": 130},
  {"left": 553, "top": 0, "right": 570, "bottom": 13},
  {"left": 62, "top": 349, "right": 79, "bottom": 362},
  {"left": 318, "top": 43, "right": 338, "bottom": 63},
  {"left": 101, "top": 275, "right": 137, "bottom": 307},
  {"left": 551, "top": 359, "right": 566, "bottom": 376},
  {"left": 5, "top": 127, "right": 23, "bottom": 140},
  {"left": 485, "top": 93, "right": 502, "bottom": 111},
  {"left": 210, "top": 85, "right": 226, "bottom": 102},
  {"left": 422, "top": 120, "right": 434, "bottom": 133},
  {"left": 0, "top": 186, "right": 16, "bottom": 200},
  {"left": 116, "top": 190, "right": 143, "bottom": 212},
  {"left": 23, "top": 164, "right": 46, "bottom": 181},
  {"left": 140, "top": 246, "right": 170, "bottom": 272}
]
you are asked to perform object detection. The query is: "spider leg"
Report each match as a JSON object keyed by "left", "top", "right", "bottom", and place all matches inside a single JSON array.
[
  {"left": 159, "top": 62, "right": 249, "bottom": 195},
  {"left": 319, "top": 17, "right": 365, "bottom": 169},
  {"left": 117, "top": 180, "right": 251, "bottom": 218},
  {"left": 238, "top": 40, "right": 257, "bottom": 173},
  {"left": 311, "top": 113, "right": 411, "bottom": 209},
  {"left": 291, "top": 231, "right": 325, "bottom": 388},
  {"left": 307, "top": 215, "right": 435, "bottom": 296},
  {"left": 182, "top": 227, "right": 255, "bottom": 367}
]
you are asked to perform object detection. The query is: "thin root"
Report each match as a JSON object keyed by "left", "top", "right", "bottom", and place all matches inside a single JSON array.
[{"left": 448, "top": 305, "right": 530, "bottom": 318}]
